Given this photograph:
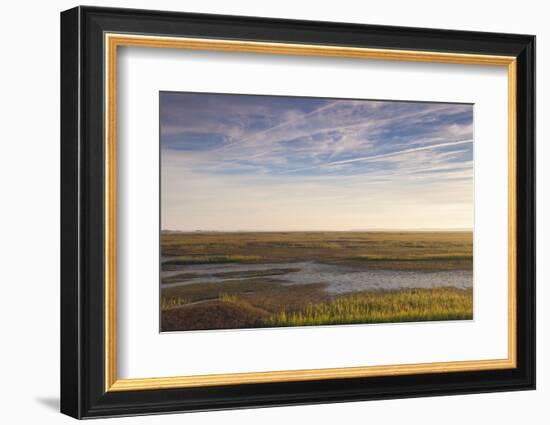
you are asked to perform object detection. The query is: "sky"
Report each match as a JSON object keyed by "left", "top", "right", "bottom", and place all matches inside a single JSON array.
[{"left": 160, "top": 92, "right": 473, "bottom": 231}]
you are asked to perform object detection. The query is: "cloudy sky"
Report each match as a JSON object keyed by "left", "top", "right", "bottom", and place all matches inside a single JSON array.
[{"left": 160, "top": 92, "right": 473, "bottom": 231}]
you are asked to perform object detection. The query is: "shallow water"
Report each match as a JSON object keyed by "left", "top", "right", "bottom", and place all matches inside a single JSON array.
[{"left": 161, "top": 260, "right": 472, "bottom": 294}]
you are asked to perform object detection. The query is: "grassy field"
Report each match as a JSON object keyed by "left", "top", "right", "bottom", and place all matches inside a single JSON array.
[
  {"left": 162, "top": 231, "right": 472, "bottom": 271},
  {"left": 160, "top": 231, "right": 473, "bottom": 331}
]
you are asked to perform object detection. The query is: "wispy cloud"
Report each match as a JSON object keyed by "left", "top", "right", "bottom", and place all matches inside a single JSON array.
[
  {"left": 286, "top": 139, "right": 473, "bottom": 173},
  {"left": 160, "top": 92, "right": 473, "bottom": 231},
  {"left": 211, "top": 99, "right": 346, "bottom": 152}
]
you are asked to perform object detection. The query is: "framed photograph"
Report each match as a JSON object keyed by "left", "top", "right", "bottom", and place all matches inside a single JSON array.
[{"left": 60, "top": 6, "right": 535, "bottom": 419}]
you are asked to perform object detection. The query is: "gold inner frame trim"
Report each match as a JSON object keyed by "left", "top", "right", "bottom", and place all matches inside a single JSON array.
[{"left": 104, "top": 33, "right": 518, "bottom": 392}]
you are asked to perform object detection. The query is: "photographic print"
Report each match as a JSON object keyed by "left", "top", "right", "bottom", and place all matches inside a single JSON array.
[{"left": 160, "top": 92, "right": 474, "bottom": 332}]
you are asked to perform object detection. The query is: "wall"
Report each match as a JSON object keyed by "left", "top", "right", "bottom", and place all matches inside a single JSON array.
[{"left": 0, "top": 1, "right": 545, "bottom": 423}]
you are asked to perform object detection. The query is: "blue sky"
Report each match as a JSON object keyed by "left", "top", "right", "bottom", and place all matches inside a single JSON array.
[{"left": 160, "top": 92, "right": 473, "bottom": 231}]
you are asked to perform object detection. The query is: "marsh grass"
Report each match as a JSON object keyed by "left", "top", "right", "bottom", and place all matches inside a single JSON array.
[
  {"left": 160, "top": 231, "right": 474, "bottom": 331},
  {"left": 353, "top": 253, "right": 472, "bottom": 261},
  {"left": 162, "top": 278, "right": 283, "bottom": 304},
  {"left": 161, "top": 231, "right": 473, "bottom": 271},
  {"left": 160, "top": 296, "right": 189, "bottom": 311},
  {"left": 218, "top": 293, "right": 238, "bottom": 303},
  {"left": 162, "top": 254, "right": 262, "bottom": 268},
  {"left": 263, "top": 288, "right": 473, "bottom": 327},
  {"left": 161, "top": 285, "right": 472, "bottom": 330}
]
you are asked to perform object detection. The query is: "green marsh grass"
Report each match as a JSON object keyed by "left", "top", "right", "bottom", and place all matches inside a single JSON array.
[
  {"left": 161, "top": 231, "right": 473, "bottom": 271},
  {"left": 160, "top": 231, "right": 474, "bottom": 331},
  {"left": 262, "top": 288, "right": 472, "bottom": 327},
  {"left": 160, "top": 296, "right": 189, "bottom": 311},
  {"left": 163, "top": 254, "right": 262, "bottom": 267},
  {"left": 218, "top": 293, "right": 238, "bottom": 303}
]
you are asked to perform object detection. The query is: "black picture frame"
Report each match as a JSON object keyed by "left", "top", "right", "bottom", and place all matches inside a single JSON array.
[{"left": 61, "top": 5, "right": 535, "bottom": 419}]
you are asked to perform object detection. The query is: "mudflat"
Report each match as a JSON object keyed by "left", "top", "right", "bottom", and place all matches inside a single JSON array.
[{"left": 160, "top": 231, "right": 473, "bottom": 331}]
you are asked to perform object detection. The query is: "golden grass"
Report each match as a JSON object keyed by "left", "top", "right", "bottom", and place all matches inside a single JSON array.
[
  {"left": 160, "top": 231, "right": 474, "bottom": 331},
  {"left": 163, "top": 254, "right": 262, "bottom": 266},
  {"left": 218, "top": 293, "right": 238, "bottom": 303},
  {"left": 161, "top": 231, "right": 473, "bottom": 271},
  {"left": 263, "top": 288, "right": 473, "bottom": 327},
  {"left": 160, "top": 296, "right": 189, "bottom": 311},
  {"left": 160, "top": 285, "right": 473, "bottom": 331}
]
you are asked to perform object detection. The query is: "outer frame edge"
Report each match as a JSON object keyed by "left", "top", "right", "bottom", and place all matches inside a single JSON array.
[
  {"left": 64, "top": 6, "right": 536, "bottom": 419},
  {"left": 60, "top": 5, "right": 83, "bottom": 420}
]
